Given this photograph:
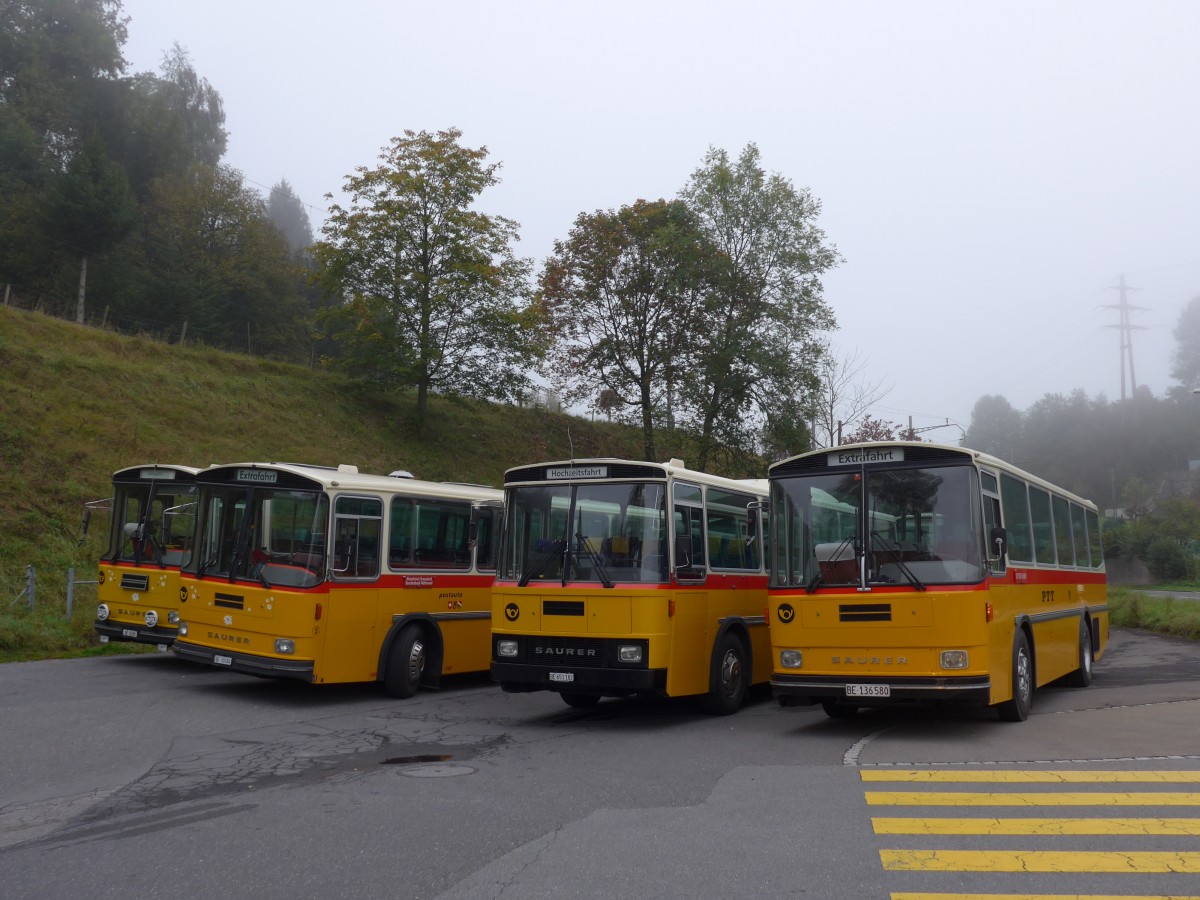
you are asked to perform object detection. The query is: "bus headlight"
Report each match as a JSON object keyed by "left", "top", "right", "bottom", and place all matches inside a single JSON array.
[
  {"left": 617, "top": 644, "right": 643, "bottom": 663},
  {"left": 178, "top": 622, "right": 188, "bottom": 637},
  {"left": 275, "top": 639, "right": 295, "bottom": 655},
  {"left": 496, "top": 639, "right": 519, "bottom": 658},
  {"left": 97, "top": 603, "right": 110, "bottom": 621},
  {"left": 144, "top": 610, "right": 159, "bottom": 628},
  {"left": 941, "top": 650, "right": 969, "bottom": 669},
  {"left": 167, "top": 611, "right": 180, "bottom": 625},
  {"left": 780, "top": 650, "right": 803, "bottom": 669}
]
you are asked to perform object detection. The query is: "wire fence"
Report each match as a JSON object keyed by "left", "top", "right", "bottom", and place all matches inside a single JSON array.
[{"left": 1, "top": 282, "right": 296, "bottom": 359}]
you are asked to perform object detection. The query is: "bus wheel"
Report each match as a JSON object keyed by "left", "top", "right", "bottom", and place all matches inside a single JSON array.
[
  {"left": 384, "top": 625, "right": 426, "bottom": 699},
  {"left": 997, "top": 631, "right": 1033, "bottom": 722},
  {"left": 821, "top": 701, "right": 859, "bottom": 719},
  {"left": 1066, "top": 620, "right": 1094, "bottom": 688},
  {"left": 704, "top": 633, "right": 748, "bottom": 716},
  {"left": 561, "top": 693, "right": 601, "bottom": 709}
]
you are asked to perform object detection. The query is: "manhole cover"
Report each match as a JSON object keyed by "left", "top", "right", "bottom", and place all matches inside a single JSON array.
[{"left": 398, "top": 764, "right": 477, "bottom": 778}]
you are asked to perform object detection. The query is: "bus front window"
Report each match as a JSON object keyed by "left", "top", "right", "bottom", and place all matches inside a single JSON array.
[
  {"left": 193, "top": 488, "right": 328, "bottom": 587},
  {"left": 771, "top": 465, "right": 985, "bottom": 589},
  {"left": 502, "top": 482, "right": 668, "bottom": 585}
]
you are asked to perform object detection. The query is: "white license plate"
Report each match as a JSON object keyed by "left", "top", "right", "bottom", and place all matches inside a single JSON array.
[
  {"left": 846, "top": 683, "right": 890, "bottom": 698},
  {"left": 548, "top": 672, "right": 574, "bottom": 683},
  {"left": 121, "top": 628, "right": 138, "bottom": 638},
  {"left": 213, "top": 654, "right": 233, "bottom": 666}
]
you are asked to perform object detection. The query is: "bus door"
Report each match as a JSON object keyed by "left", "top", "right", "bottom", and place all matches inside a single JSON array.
[
  {"left": 321, "top": 495, "right": 383, "bottom": 683},
  {"left": 667, "top": 480, "right": 708, "bottom": 696}
]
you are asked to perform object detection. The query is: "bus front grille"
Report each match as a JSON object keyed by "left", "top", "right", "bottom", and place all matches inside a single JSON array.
[
  {"left": 840, "top": 603, "right": 891, "bottom": 622},
  {"left": 543, "top": 600, "right": 584, "bottom": 616},
  {"left": 121, "top": 574, "right": 150, "bottom": 591},
  {"left": 214, "top": 593, "right": 244, "bottom": 610}
]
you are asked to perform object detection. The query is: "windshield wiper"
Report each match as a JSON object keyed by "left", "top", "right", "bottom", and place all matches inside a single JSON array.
[
  {"left": 518, "top": 539, "right": 566, "bottom": 587},
  {"left": 573, "top": 532, "right": 613, "bottom": 588},
  {"left": 808, "top": 534, "right": 855, "bottom": 593},
  {"left": 870, "top": 531, "right": 926, "bottom": 591}
]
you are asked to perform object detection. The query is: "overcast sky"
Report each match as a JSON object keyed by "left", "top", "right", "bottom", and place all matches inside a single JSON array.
[{"left": 117, "top": 0, "right": 1200, "bottom": 437}]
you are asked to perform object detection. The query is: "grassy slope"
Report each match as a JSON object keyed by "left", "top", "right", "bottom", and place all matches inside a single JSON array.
[{"left": 0, "top": 305, "right": 746, "bottom": 659}]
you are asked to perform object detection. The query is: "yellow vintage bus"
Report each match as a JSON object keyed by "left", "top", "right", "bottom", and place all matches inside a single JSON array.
[
  {"left": 491, "top": 458, "right": 769, "bottom": 714},
  {"left": 765, "top": 442, "right": 1108, "bottom": 721},
  {"left": 172, "top": 463, "right": 502, "bottom": 697},
  {"left": 92, "top": 464, "right": 201, "bottom": 650}
]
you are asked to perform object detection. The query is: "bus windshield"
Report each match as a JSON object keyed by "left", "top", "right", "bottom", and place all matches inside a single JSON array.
[
  {"left": 771, "top": 464, "right": 985, "bottom": 589},
  {"left": 192, "top": 486, "right": 329, "bottom": 588},
  {"left": 110, "top": 482, "right": 198, "bottom": 567},
  {"left": 501, "top": 481, "right": 668, "bottom": 585}
]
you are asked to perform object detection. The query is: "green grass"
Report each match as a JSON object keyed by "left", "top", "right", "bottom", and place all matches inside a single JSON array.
[
  {"left": 1109, "top": 585, "right": 1200, "bottom": 641},
  {"left": 0, "top": 305, "right": 758, "bottom": 660}
]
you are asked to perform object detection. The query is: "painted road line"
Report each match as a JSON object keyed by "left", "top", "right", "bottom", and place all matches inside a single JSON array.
[
  {"left": 881, "top": 848, "right": 1200, "bottom": 872},
  {"left": 872, "top": 816, "right": 1200, "bottom": 835},
  {"left": 866, "top": 791, "right": 1200, "bottom": 806},
  {"left": 890, "top": 894, "right": 1200, "bottom": 899},
  {"left": 862, "top": 770, "right": 1200, "bottom": 784}
]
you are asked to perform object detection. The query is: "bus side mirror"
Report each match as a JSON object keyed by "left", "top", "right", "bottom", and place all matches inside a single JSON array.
[
  {"left": 990, "top": 526, "right": 1007, "bottom": 559},
  {"left": 746, "top": 500, "right": 769, "bottom": 542}
]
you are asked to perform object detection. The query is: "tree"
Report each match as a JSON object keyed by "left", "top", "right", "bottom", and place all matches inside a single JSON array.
[
  {"left": 143, "top": 163, "right": 309, "bottom": 357},
  {"left": 153, "top": 43, "right": 227, "bottom": 167},
  {"left": 540, "top": 199, "right": 713, "bottom": 460},
  {"left": 313, "top": 128, "right": 544, "bottom": 419},
  {"left": 43, "top": 131, "right": 137, "bottom": 323},
  {"left": 1171, "top": 295, "right": 1200, "bottom": 393},
  {"left": 678, "top": 143, "right": 839, "bottom": 469},
  {"left": 842, "top": 415, "right": 902, "bottom": 444},
  {"left": 0, "top": 0, "right": 128, "bottom": 164},
  {"left": 964, "top": 394, "right": 1023, "bottom": 460},
  {"left": 266, "top": 178, "right": 314, "bottom": 255},
  {"left": 810, "top": 346, "right": 891, "bottom": 449}
]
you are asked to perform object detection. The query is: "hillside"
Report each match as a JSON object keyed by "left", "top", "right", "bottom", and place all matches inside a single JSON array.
[{"left": 0, "top": 305, "right": 754, "bottom": 656}]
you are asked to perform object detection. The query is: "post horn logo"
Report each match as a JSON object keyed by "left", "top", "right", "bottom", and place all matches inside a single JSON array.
[
  {"left": 504, "top": 603, "right": 520, "bottom": 621},
  {"left": 777, "top": 603, "right": 795, "bottom": 624}
]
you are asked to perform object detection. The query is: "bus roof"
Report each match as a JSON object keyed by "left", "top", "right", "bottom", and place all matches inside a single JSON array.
[
  {"left": 769, "top": 441, "right": 1097, "bottom": 510},
  {"left": 196, "top": 462, "right": 502, "bottom": 502},
  {"left": 504, "top": 457, "right": 768, "bottom": 496}
]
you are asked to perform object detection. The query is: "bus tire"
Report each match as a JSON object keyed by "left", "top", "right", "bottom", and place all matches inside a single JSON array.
[
  {"left": 1066, "top": 619, "right": 1094, "bottom": 688},
  {"left": 821, "top": 700, "right": 859, "bottom": 719},
  {"left": 384, "top": 624, "right": 426, "bottom": 699},
  {"left": 997, "top": 631, "right": 1033, "bottom": 722},
  {"left": 703, "top": 632, "right": 748, "bottom": 716},
  {"left": 561, "top": 693, "right": 601, "bottom": 709}
]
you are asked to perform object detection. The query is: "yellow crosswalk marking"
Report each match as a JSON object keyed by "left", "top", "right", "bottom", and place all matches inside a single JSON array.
[
  {"left": 881, "top": 848, "right": 1200, "bottom": 872},
  {"left": 873, "top": 816, "right": 1200, "bottom": 834},
  {"left": 867, "top": 791, "right": 1200, "bottom": 806},
  {"left": 863, "top": 770, "right": 1200, "bottom": 783},
  {"left": 891, "top": 894, "right": 1200, "bottom": 899}
]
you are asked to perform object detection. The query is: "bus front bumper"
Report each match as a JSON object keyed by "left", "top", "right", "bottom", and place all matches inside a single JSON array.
[
  {"left": 492, "top": 661, "right": 667, "bottom": 695},
  {"left": 172, "top": 639, "right": 315, "bottom": 682},
  {"left": 94, "top": 620, "right": 178, "bottom": 647},
  {"left": 770, "top": 673, "right": 991, "bottom": 706}
]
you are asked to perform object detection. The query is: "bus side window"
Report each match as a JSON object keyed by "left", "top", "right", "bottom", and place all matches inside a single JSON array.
[{"left": 334, "top": 496, "right": 382, "bottom": 580}]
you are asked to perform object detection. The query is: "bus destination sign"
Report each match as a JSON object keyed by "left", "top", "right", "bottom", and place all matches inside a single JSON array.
[
  {"left": 236, "top": 468, "right": 279, "bottom": 484},
  {"left": 546, "top": 465, "right": 608, "bottom": 480},
  {"left": 139, "top": 468, "right": 177, "bottom": 480},
  {"left": 828, "top": 447, "right": 905, "bottom": 467}
]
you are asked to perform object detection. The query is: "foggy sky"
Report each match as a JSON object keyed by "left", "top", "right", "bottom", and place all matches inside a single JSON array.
[{"left": 116, "top": 0, "right": 1200, "bottom": 435}]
